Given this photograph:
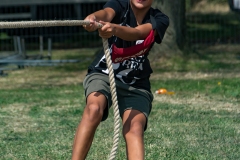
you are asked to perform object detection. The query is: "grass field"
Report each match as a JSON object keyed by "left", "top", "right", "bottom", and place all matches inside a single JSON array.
[{"left": 0, "top": 45, "right": 239, "bottom": 160}]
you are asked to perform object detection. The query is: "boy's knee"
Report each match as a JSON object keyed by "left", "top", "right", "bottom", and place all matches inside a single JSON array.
[
  {"left": 122, "top": 121, "right": 144, "bottom": 138},
  {"left": 84, "top": 103, "right": 104, "bottom": 122}
]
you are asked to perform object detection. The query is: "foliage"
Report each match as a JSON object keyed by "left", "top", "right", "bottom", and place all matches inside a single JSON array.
[{"left": 0, "top": 32, "right": 10, "bottom": 40}]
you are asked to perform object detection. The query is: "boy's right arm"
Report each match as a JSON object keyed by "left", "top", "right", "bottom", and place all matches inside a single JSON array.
[{"left": 83, "top": 8, "right": 115, "bottom": 32}]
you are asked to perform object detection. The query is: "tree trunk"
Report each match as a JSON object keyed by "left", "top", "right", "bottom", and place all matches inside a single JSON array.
[{"left": 151, "top": 0, "right": 186, "bottom": 56}]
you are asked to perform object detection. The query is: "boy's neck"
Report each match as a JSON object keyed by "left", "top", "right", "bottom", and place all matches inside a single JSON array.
[{"left": 130, "top": 4, "right": 151, "bottom": 25}]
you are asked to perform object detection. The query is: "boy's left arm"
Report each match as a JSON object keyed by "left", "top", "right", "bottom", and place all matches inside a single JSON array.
[{"left": 98, "top": 21, "right": 153, "bottom": 41}]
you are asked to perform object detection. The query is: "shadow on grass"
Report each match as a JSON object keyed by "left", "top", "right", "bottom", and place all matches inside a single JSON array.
[
  {"left": 153, "top": 44, "right": 240, "bottom": 73},
  {"left": 187, "top": 12, "right": 240, "bottom": 44}
]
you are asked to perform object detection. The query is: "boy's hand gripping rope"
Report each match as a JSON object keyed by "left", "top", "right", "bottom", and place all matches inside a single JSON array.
[{"left": 0, "top": 20, "right": 120, "bottom": 160}]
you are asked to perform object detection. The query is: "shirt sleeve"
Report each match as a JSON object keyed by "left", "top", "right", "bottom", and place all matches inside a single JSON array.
[
  {"left": 150, "top": 9, "right": 169, "bottom": 44},
  {"left": 103, "top": 0, "right": 120, "bottom": 12},
  {"left": 103, "top": 0, "right": 127, "bottom": 23}
]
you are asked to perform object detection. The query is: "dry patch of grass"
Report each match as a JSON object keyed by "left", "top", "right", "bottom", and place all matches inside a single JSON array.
[
  {"left": 151, "top": 71, "right": 240, "bottom": 80},
  {"left": 154, "top": 94, "right": 239, "bottom": 113},
  {"left": 0, "top": 65, "right": 88, "bottom": 90},
  {"left": 190, "top": 0, "right": 230, "bottom": 13}
]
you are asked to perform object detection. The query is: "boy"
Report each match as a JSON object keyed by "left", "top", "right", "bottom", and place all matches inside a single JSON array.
[{"left": 72, "top": 0, "right": 169, "bottom": 159}]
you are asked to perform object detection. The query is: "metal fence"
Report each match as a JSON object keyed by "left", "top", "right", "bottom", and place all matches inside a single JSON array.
[
  {"left": 0, "top": 1, "right": 107, "bottom": 52},
  {"left": 0, "top": 1, "right": 240, "bottom": 52}
]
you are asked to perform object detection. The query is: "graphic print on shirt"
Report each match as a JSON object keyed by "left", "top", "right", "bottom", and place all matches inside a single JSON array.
[{"left": 95, "top": 39, "right": 147, "bottom": 85}]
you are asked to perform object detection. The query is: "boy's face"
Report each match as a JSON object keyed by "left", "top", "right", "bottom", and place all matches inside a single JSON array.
[{"left": 131, "top": 0, "right": 153, "bottom": 10}]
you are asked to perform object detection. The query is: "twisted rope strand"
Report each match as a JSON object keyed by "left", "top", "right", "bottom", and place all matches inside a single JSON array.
[
  {"left": 0, "top": 20, "right": 91, "bottom": 29},
  {"left": 102, "top": 38, "right": 121, "bottom": 160},
  {"left": 0, "top": 20, "right": 120, "bottom": 160}
]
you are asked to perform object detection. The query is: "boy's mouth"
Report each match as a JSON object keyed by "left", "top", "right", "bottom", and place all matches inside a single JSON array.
[{"left": 136, "top": 0, "right": 146, "bottom": 3}]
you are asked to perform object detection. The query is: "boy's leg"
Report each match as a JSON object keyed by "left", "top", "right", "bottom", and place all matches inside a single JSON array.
[
  {"left": 72, "top": 92, "right": 108, "bottom": 160},
  {"left": 122, "top": 109, "right": 146, "bottom": 160}
]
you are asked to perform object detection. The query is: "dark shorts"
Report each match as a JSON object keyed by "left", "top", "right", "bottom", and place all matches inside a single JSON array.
[{"left": 83, "top": 73, "right": 153, "bottom": 130}]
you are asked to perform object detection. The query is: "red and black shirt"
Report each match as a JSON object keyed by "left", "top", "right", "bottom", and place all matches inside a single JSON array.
[{"left": 87, "top": 0, "right": 169, "bottom": 92}]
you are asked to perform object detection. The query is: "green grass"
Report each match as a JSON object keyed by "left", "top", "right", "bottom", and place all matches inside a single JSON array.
[{"left": 0, "top": 46, "right": 240, "bottom": 159}]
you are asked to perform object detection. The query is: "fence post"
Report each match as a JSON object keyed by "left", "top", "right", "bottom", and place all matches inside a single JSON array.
[{"left": 48, "top": 38, "right": 52, "bottom": 60}]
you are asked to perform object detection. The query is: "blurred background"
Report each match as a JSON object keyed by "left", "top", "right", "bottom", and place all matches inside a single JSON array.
[{"left": 0, "top": 0, "right": 239, "bottom": 54}]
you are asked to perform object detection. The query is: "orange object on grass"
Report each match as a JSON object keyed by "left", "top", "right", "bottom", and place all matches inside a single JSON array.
[{"left": 155, "top": 88, "right": 168, "bottom": 94}]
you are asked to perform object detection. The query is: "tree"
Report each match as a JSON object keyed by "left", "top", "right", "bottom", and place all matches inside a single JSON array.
[{"left": 152, "top": 0, "right": 186, "bottom": 55}]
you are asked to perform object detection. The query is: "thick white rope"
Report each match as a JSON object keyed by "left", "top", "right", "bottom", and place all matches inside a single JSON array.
[
  {"left": 0, "top": 20, "right": 92, "bottom": 29},
  {"left": 102, "top": 38, "right": 121, "bottom": 160},
  {"left": 0, "top": 20, "right": 121, "bottom": 159}
]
